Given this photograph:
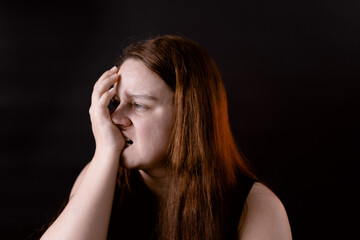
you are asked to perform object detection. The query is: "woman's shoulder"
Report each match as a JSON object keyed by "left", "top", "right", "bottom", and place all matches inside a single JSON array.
[{"left": 238, "top": 182, "right": 292, "bottom": 240}]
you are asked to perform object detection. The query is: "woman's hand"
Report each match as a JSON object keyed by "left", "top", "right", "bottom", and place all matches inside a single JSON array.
[
  {"left": 41, "top": 67, "right": 124, "bottom": 240},
  {"left": 89, "top": 66, "right": 124, "bottom": 155}
]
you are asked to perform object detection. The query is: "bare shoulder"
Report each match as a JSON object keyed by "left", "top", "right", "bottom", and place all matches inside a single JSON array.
[{"left": 238, "top": 182, "right": 292, "bottom": 240}]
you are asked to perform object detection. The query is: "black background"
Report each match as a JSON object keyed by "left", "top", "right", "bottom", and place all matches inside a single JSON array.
[{"left": 1, "top": 0, "right": 359, "bottom": 239}]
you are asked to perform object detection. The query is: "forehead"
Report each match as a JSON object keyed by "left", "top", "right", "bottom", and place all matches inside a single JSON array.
[{"left": 117, "top": 59, "right": 173, "bottom": 99}]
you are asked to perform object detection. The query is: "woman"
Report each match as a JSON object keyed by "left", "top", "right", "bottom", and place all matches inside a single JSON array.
[{"left": 41, "top": 35, "right": 292, "bottom": 240}]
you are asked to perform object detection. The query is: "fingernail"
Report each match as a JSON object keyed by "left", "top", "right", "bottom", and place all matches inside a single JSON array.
[{"left": 110, "top": 66, "right": 117, "bottom": 71}]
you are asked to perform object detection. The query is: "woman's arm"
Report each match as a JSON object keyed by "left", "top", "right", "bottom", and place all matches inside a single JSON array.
[
  {"left": 41, "top": 67, "right": 123, "bottom": 240},
  {"left": 238, "top": 182, "right": 292, "bottom": 240}
]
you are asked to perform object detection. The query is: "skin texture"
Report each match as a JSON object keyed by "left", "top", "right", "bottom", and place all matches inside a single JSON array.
[
  {"left": 41, "top": 66, "right": 123, "bottom": 240},
  {"left": 41, "top": 60, "right": 175, "bottom": 240},
  {"left": 238, "top": 183, "right": 293, "bottom": 240},
  {"left": 111, "top": 59, "right": 174, "bottom": 184},
  {"left": 41, "top": 59, "right": 292, "bottom": 240}
]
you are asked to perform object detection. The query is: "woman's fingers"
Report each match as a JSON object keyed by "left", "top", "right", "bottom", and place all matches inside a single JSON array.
[
  {"left": 87, "top": 66, "right": 125, "bottom": 154},
  {"left": 94, "top": 73, "right": 119, "bottom": 98},
  {"left": 90, "top": 87, "right": 116, "bottom": 121},
  {"left": 92, "top": 67, "right": 120, "bottom": 103},
  {"left": 98, "top": 88, "right": 117, "bottom": 114},
  {"left": 98, "top": 66, "right": 118, "bottom": 83},
  {"left": 113, "top": 80, "right": 119, "bottom": 92}
]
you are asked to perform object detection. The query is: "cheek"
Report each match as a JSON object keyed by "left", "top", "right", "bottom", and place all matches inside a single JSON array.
[
  {"left": 135, "top": 114, "right": 174, "bottom": 151},
  {"left": 136, "top": 121, "right": 156, "bottom": 143}
]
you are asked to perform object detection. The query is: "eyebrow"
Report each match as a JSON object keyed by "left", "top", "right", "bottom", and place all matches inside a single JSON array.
[{"left": 127, "top": 93, "right": 159, "bottom": 101}]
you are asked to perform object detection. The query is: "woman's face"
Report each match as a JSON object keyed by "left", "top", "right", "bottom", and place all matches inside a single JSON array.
[{"left": 111, "top": 59, "right": 174, "bottom": 178}]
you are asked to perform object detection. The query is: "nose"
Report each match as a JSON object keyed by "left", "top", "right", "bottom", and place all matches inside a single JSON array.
[{"left": 111, "top": 105, "right": 132, "bottom": 127}]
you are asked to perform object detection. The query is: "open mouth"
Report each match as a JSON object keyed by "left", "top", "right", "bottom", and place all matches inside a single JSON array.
[{"left": 125, "top": 138, "right": 133, "bottom": 148}]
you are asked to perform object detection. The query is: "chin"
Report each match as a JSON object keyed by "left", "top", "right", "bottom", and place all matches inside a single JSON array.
[
  {"left": 119, "top": 148, "right": 141, "bottom": 170},
  {"left": 119, "top": 155, "right": 136, "bottom": 170}
]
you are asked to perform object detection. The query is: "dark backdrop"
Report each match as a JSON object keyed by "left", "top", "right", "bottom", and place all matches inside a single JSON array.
[{"left": 1, "top": 0, "right": 359, "bottom": 239}]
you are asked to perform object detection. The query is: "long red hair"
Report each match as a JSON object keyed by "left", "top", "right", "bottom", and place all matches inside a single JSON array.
[{"left": 117, "top": 35, "right": 257, "bottom": 240}]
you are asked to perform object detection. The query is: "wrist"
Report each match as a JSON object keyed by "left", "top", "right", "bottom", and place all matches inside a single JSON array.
[{"left": 93, "top": 147, "right": 121, "bottom": 164}]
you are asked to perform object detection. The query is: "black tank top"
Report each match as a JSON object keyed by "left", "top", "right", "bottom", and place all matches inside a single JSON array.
[{"left": 107, "top": 170, "right": 254, "bottom": 240}]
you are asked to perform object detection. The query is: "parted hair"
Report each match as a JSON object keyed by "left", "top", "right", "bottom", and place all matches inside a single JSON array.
[{"left": 116, "top": 35, "right": 257, "bottom": 240}]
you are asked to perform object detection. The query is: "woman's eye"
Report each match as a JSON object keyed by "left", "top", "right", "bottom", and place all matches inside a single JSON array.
[{"left": 133, "top": 103, "right": 145, "bottom": 109}]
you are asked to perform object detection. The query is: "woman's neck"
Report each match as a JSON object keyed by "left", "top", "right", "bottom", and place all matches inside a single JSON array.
[{"left": 138, "top": 169, "right": 168, "bottom": 201}]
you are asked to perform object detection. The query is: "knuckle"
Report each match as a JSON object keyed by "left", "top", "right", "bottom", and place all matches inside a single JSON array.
[
  {"left": 101, "top": 71, "right": 112, "bottom": 80},
  {"left": 100, "top": 80, "right": 109, "bottom": 90},
  {"left": 93, "top": 84, "right": 97, "bottom": 92},
  {"left": 96, "top": 81, "right": 104, "bottom": 89},
  {"left": 103, "top": 91, "right": 111, "bottom": 98},
  {"left": 99, "top": 70, "right": 110, "bottom": 79},
  {"left": 89, "top": 107, "right": 96, "bottom": 117}
]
